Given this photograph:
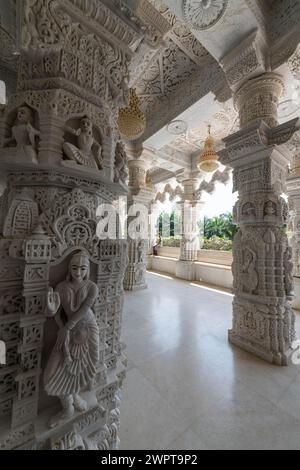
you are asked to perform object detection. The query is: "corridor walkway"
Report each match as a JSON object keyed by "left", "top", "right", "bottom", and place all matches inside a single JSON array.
[{"left": 120, "top": 272, "right": 300, "bottom": 450}]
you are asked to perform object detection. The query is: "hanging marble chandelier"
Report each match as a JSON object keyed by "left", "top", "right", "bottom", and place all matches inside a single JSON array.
[
  {"left": 118, "top": 89, "right": 146, "bottom": 141},
  {"left": 197, "top": 125, "right": 220, "bottom": 173}
]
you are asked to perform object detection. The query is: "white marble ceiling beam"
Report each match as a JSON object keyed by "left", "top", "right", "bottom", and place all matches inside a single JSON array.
[{"left": 163, "top": 0, "right": 300, "bottom": 79}]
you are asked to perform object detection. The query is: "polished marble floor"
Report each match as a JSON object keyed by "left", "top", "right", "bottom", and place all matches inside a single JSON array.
[{"left": 119, "top": 271, "right": 300, "bottom": 450}]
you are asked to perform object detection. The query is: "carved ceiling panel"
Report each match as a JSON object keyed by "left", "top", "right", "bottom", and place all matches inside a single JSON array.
[
  {"left": 0, "top": 0, "right": 18, "bottom": 71},
  {"left": 182, "top": 0, "right": 229, "bottom": 31},
  {"left": 159, "top": 101, "right": 238, "bottom": 159},
  {"left": 268, "top": 0, "right": 300, "bottom": 41},
  {"left": 149, "top": 0, "right": 210, "bottom": 64},
  {"left": 126, "top": 0, "right": 218, "bottom": 124},
  {"left": 135, "top": 38, "right": 198, "bottom": 116}
]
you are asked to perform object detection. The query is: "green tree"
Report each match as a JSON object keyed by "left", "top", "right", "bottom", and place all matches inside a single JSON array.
[
  {"left": 203, "top": 212, "right": 237, "bottom": 240},
  {"left": 158, "top": 210, "right": 181, "bottom": 238}
]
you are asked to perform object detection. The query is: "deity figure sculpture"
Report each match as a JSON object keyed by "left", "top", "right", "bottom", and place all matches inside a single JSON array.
[
  {"left": 63, "top": 117, "right": 103, "bottom": 170},
  {"left": 264, "top": 201, "right": 277, "bottom": 221},
  {"left": 242, "top": 202, "right": 256, "bottom": 218},
  {"left": 114, "top": 142, "right": 128, "bottom": 184},
  {"left": 3, "top": 106, "right": 40, "bottom": 164},
  {"left": 44, "top": 252, "right": 99, "bottom": 428}
]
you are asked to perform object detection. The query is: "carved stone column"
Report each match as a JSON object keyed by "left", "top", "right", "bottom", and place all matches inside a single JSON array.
[
  {"left": 124, "top": 150, "right": 154, "bottom": 291},
  {"left": 221, "top": 72, "right": 300, "bottom": 365},
  {"left": 175, "top": 177, "right": 202, "bottom": 281},
  {"left": 0, "top": 0, "right": 142, "bottom": 450},
  {"left": 287, "top": 140, "right": 300, "bottom": 309},
  {"left": 287, "top": 147, "right": 300, "bottom": 277}
]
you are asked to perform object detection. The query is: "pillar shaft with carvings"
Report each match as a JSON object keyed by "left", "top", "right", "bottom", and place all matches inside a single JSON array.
[
  {"left": 287, "top": 145, "right": 300, "bottom": 278},
  {"left": 124, "top": 151, "right": 154, "bottom": 291},
  {"left": 175, "top": 178, "right": 202, "bottom": 280},
  {"left": 0, "top": 0, "right": 141, "bottom": 450},
  {"left": 221, "top": 72, "right": 299, "bottom": 365}
]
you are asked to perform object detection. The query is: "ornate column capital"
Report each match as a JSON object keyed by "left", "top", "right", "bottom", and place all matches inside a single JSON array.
[
  {"left": 127, "top": 158, "right": 147, "bottom": 190},
  {"left": 220, "top": 118, "right": 300, "bottom": 173},
  {"left": 233, "top": 73, "right": 284, "bottom": 129},
  {"left": 220, "top": 31, "right": 268, "bottom": 93}
]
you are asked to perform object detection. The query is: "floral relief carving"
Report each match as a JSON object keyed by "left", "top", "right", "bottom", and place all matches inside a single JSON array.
[{"left": 21, "top": 0, "right": 72, "bottom": 55}]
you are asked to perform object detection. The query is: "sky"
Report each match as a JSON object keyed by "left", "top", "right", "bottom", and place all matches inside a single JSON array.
[
  {"left": 201, "top": 178, "right": 238, "bottom": 217},
  {"left": 156, "top": 178, "right": 237, "bottom": 218}
]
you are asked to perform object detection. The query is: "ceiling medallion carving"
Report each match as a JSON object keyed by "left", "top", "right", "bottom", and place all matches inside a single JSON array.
[
  {"left": 167, "top": 120, "right": 188, "bottom": 135},
  {"left": 183, "top": 0, "right": 229, "bottom": 31}
]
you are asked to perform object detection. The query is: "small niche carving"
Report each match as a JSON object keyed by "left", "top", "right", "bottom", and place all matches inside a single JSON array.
[
  {"left": 242, "top": 202, "right": 256, "bottom": 218},
  {"left": 264, "top": 201, "right": 277, "bottom": 221}
]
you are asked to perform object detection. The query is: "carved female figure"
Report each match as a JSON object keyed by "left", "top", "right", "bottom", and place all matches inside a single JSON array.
[
  {"left": 4, "top": 106, "right": 40, "bottom": 164},
  {"left": 63, "top": 117, "right": 103, "bottom": 169},
  {"left": 241, "top": 247, "right": 258, "bottom": 293},
  {"left": 44, "top": 251, "right": 99, "bottom": 428},
  {"left": 284, "top": 246, "right": 294, "bottom": 297},
  {"left": 114, "top": 142, "right": 128, "bottom": 184}
]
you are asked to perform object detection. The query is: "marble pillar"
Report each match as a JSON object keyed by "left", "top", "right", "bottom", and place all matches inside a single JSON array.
[
  {"left": 0, "top": 0, "right": 140, "bottom": 450},
  {"left": 221, "top": 72, "right": 299, "bottom": 365},
  {"left": 124, "top": 153, "right": 155, "bottom": 291},
  {"left": 287, "top": 147, "right": 300, "bottom": 308},
  {"left": 175, "top": 178, "right": 202, "bottom": 281}
]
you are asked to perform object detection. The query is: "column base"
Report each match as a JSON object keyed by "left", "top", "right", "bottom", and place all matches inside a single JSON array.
[
  {"left": 124, "top": 282, "right": 147, "bottom": 292},
  {"left": 228, "top": 329, "right": 295, "bottom": 365},
  {"left": 175, "top": 260, "right": 195, "bottom": 281},
  {"left": 228, "top": 295, "right": 296, "bottom": 366}
]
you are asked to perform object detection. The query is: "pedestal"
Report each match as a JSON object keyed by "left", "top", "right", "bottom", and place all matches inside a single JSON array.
[{"left": 175, "top": 260, "right": 195, "bottom": 281}]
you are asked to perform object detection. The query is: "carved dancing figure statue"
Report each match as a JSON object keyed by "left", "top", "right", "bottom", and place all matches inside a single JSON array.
[
  {"left": 241, "top": 247, "right": 258, "bottom": 293},
  {"left": 4, "top": 106, "right": 40, "bottom": 164},
  {"left": 44, "top": 251, "right": 99, "bottom": 428},
  {"left": 284, "top": 246, "right": 294, "bottom": 296},
  {"left": 137, "top": 240, "right": 143, "bottom": 263},
  {"left": 63, "top": 117, "right": 103, "bottom": 170},
  {"left": 114, "top": 142, "right": 128, "bottom": 184}
]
